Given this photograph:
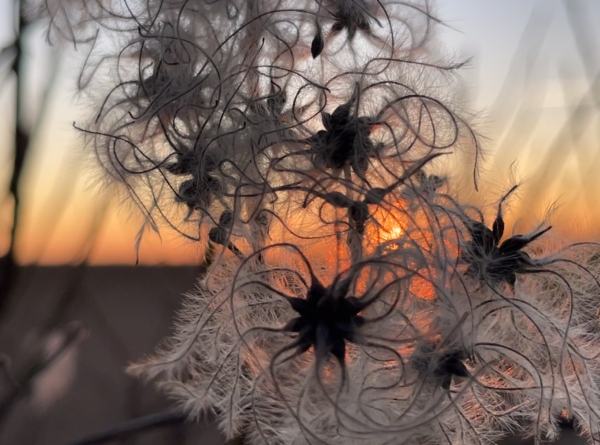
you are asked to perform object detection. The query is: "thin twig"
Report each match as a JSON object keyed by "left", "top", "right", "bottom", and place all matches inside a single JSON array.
[
  {"left": 68, "top": 410, "right": 187, "bottom": 445},
  {"left": 0, "top": 323, "right": 85, "bottom": 423},
  {"left": 0, "top": 1, "right": 28, "bottom": 316}
]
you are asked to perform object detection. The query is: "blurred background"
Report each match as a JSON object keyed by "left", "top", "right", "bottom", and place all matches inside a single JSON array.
[{"left": 0, "top": 0, "right": 598, "bottom": 443}]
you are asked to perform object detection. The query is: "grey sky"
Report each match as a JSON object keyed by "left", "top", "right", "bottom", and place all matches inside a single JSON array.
[{"left": 439, "top": 0, "right": 600, "bottom": 108}]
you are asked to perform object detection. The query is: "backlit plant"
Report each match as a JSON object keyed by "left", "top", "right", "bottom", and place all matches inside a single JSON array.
[{"left": 36, "top": 1, "right": 600, "bottom": 443}]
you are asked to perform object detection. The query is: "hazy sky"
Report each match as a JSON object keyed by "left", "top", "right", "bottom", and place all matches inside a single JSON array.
[
  {"left": 2, "top": 0, "right": 600, "bottom": 264},
  {"left": 440, "top": 0, "right": 600, "bottom": 106}
]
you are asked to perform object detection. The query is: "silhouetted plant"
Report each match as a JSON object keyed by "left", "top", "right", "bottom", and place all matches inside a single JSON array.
[{"left": 39, "top": 1, "right": 600, "bottom": 444}]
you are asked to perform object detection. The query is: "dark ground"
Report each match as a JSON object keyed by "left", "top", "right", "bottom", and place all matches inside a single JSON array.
[{"left": 0, "top": 267, "right": 586, "bottom": 445}]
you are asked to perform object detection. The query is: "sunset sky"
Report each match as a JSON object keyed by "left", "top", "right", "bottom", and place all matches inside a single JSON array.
[{"left": 2, "top": 0, "right": 600, "bottom": 265}]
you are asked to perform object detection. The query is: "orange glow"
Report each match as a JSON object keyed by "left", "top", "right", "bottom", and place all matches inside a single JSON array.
[
  {"left": 364, "top": 204, "right": 406, "bottom": 252},
  {"left": 12, "top": 129, "right": 600, "bottom": 266},
  {"left": 409, "top": 275, "right": 436, "bottom": 301},
  {"left": 362, "top": 197, "right": 443, "bottom": 301},
  {"left": 378, "top": 225, "right": 404, "bottom": 249}
]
